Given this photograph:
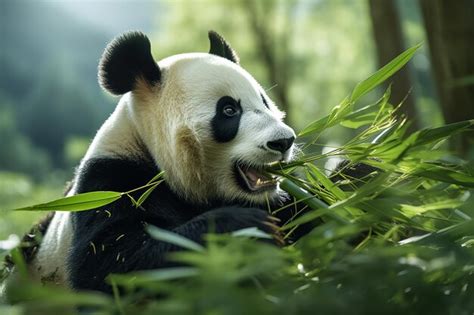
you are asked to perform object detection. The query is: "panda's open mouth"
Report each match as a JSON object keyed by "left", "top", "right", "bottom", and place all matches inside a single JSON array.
[{"left": 234, "top": 162, "right": 278, "bottom": 193}]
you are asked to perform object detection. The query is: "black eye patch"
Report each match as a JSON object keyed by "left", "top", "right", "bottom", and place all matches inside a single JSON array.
[{"left": 211, "top": 96, "right": 242, "bottom": 142}]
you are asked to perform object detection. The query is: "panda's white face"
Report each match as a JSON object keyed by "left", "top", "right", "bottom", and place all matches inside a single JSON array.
[
  {"left": 96, "top": 31, "right": 296, "bottom": 205},
  {"left": 130, "top": 53, "right": 295, "bottom": 204}
]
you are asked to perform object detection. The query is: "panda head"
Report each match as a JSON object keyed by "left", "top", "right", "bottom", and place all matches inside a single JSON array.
[{"left": 98, "top": 31, "right": 296, "bottom": 205}]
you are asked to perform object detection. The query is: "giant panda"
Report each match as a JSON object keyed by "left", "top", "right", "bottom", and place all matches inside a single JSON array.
[{"left": 2, "top": 31, "right": 304, "bottom": 295}]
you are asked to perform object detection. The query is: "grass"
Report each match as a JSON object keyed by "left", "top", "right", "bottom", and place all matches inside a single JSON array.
[{"left": 1, "top": 45, "right": 474, "bottom": 314}]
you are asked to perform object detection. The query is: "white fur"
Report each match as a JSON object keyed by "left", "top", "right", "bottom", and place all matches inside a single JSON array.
[{"left": 30, "top": 211, "right": 73, "bottom": 286}]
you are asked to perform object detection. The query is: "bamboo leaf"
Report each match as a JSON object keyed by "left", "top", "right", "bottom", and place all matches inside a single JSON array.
[
  {"left": 126, "top": 194, "right": 139, "bottom": 207},
  {"left": 135, "top": 180, "right": 163, "bottom": 208},
  {"left": 232, "top": 227, "right": 273, "bottom": 239},
  {"left": 341, "top": 86, "right": 392, "bottom": 129},
  {"left": 399, "top": 220, "right": 474, "bottom": 245},
  {"left": 298, "top": 97, "right": 352, "bottom": 136},
  {"left": 413, "top": 163, "right": 474, "bottom": 188},
  {"left": 411, "top": 119, "right": 474, "bottom": 147},
  {"left": 279, "top": 178, "right": 350, "bottom": 225},
  {"left": 299, "top": 85, "right": 393, "bottom": 137},
  {"left": 14, "top": 191, "right": 122, "bottom": 212},
  {"left": 146, "top": 225, "right": 205, "bottom": 252},
  {"left": 146, "top": 171, "right": 165, "bottom": 185},
  {"left": 5, "top": 282, "right": 111, "bottom": 308},
  {"left": 350, "top": 44, "right": 421, "bottom": 103},
  {"left": 108, "top": 267, "right": 199, "bottom": 286},
  {"left": 305, "top": 164, "right": 346, "bottom": 200}
]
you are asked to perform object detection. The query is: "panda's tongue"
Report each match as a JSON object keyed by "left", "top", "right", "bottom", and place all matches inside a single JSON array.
[
  {"left": 245, "top": 168, "right": 262, "bottom": 182},
  {"left": 239, "top": 165, "right": 275, "bottom": 191}
]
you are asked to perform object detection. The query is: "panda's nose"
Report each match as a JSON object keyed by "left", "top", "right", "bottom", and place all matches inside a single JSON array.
[{"left": 266, "top": 136, "right": 295, "bottom": 154}]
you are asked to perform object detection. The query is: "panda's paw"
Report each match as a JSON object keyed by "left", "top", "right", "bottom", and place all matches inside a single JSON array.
[{"left": 204, "top": 207, "right": 285, "bottom": 246}]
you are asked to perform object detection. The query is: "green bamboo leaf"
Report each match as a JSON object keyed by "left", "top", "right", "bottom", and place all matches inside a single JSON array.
[
  {"left": 281, "top": 207, "right": 333, "bottom": 230},
  {"left": 330, "top": 172, "right": 392, "bottom": 209},
  {"left": 339, "top": 111, "right": 380, "bottom": 129},
  {"left": 108, "top": 267, "right": 199, "bottom": 286},
  {"left": 279, "top": 178, "right": 350, "bottom": 226},
  {"left": 411, "top": 119, "right": 474, "bottom": 147},
  {"left": 135, "top": 180, "right": 163, "bottom": 208},
  {"left": 146, "top": 225, "right": 205, "bottom": 252},
  {"left": 306, "top": 164, "right": 346, "bottom": 200},
  {"left": 400, "top": 199, "right": 465, "bottom": 217},
  {"left": 350, "top": 43, "right": 421, "bottom": 103},
  {"left": 299, "top": 86, "right": 392, "bottom": 137},
  {"left": 400, "top": 220, "right": 474, "bottom": 245},
  {"left": 146, "top": 171, "right": 165, "bottom": 185},
  {"left": 341, "top": 86, "right": 392, "bottom": 129},
  {"left": 5, "top": 282, "right": 111, "bottom": 308},
  {"left": 232, "top": 227, "right": 273, "bottom": 239},
  {"left": 126, "top": 194, "right": 139, "bottom": 207},
  {"left": 299, "top": 97, "right": 352, "bottom": 136},
  {"left": 14, "top": 191, "right": 122, "bottom": 212},
  {"left": 371, "top": 123, "right": 400, "bottom": 144},
  {"left": 413, "top": 164, "right": 474, "bottom": 188}
]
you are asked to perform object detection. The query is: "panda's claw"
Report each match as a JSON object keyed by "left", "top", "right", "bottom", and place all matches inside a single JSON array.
[
  {"left": 263, "top": 220, "right": 285, "bottom": 246},
  {"left": 268, "top": 215, "right": 281, "bottom": 223}
]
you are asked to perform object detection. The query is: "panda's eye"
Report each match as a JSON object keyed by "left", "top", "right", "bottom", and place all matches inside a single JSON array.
[
  {"left": 215, "top": 96, "right": 241, "bottom": 119},
  {"left": 223, "top": 104, "right": 238, "bottom": 117},
  {"left": 212, "top": 96, "right": 242, "bottom": 142}
]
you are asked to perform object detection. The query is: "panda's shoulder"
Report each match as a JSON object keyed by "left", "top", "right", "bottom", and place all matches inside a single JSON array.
[{"left": 75, "top": 157, "right": 158, "bottom": 193}]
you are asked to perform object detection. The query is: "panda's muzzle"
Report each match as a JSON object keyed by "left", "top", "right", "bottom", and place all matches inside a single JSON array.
[{"left": 234, "top": 162, "right": 277, "bottom": 193}]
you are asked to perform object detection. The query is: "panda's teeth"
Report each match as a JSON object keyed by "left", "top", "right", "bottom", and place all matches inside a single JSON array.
[{"left": 236, "top": 162, "right": 277, "bottom": 192}]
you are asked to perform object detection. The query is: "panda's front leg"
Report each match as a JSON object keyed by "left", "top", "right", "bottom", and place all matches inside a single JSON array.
[
  {"left": 68, "top": 207, "right": 281, "bottom": 293},
  {"left": 173, "top": 207, "right": 283, "bottom": 244}
]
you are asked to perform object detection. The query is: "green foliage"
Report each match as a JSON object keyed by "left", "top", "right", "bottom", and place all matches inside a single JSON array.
[
  {"left": 14, "top": 191, "right": 123, "bottom": 212},
  {"left": 299, "top": 42, "right": 421, "bottom": 138},
  {"left": 12, "top": 172, "right": 165, "bottom": 212},
  {"left": 350, "top": 44, "right": 422, "bottom": 103}
]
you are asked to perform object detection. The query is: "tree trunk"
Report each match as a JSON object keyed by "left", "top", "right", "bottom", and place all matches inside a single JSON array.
[
  {"left": 419, "top": 0, "right": 474, "bottom": 156},
  {"left": 244, "top": 0, "right": 292, "bottom": 124},
  {"left": 368, "top": 0, "right": 420, "bottom": 132}
]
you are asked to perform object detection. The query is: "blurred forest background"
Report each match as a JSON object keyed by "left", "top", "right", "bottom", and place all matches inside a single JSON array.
[{"left": 1, "top": 0, "right": 473, "bottom": 237}]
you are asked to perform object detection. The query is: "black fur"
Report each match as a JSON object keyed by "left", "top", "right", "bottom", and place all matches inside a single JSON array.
[
  {"left": 69, "top": 157, "right": 281, "bottom": 293},
  {"left": 330, "top": 160, "right": 380, "bottom": 189},
  {"left": 211, "top": 96, "right": 243, "bottom": 142},
  {"left": 208, "top": 31, "right": 240, "bottom": 64},
  {"left": 98, "top": 31, "right": 161, "bottom": 95}
]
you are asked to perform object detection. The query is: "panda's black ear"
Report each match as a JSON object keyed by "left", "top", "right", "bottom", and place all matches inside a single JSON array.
[
  {"left": 208, "top": 31, "right": 240, "bottom": 64},
  {"left": 98, "top": 31, "right": 161, "bottom": 95}
]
